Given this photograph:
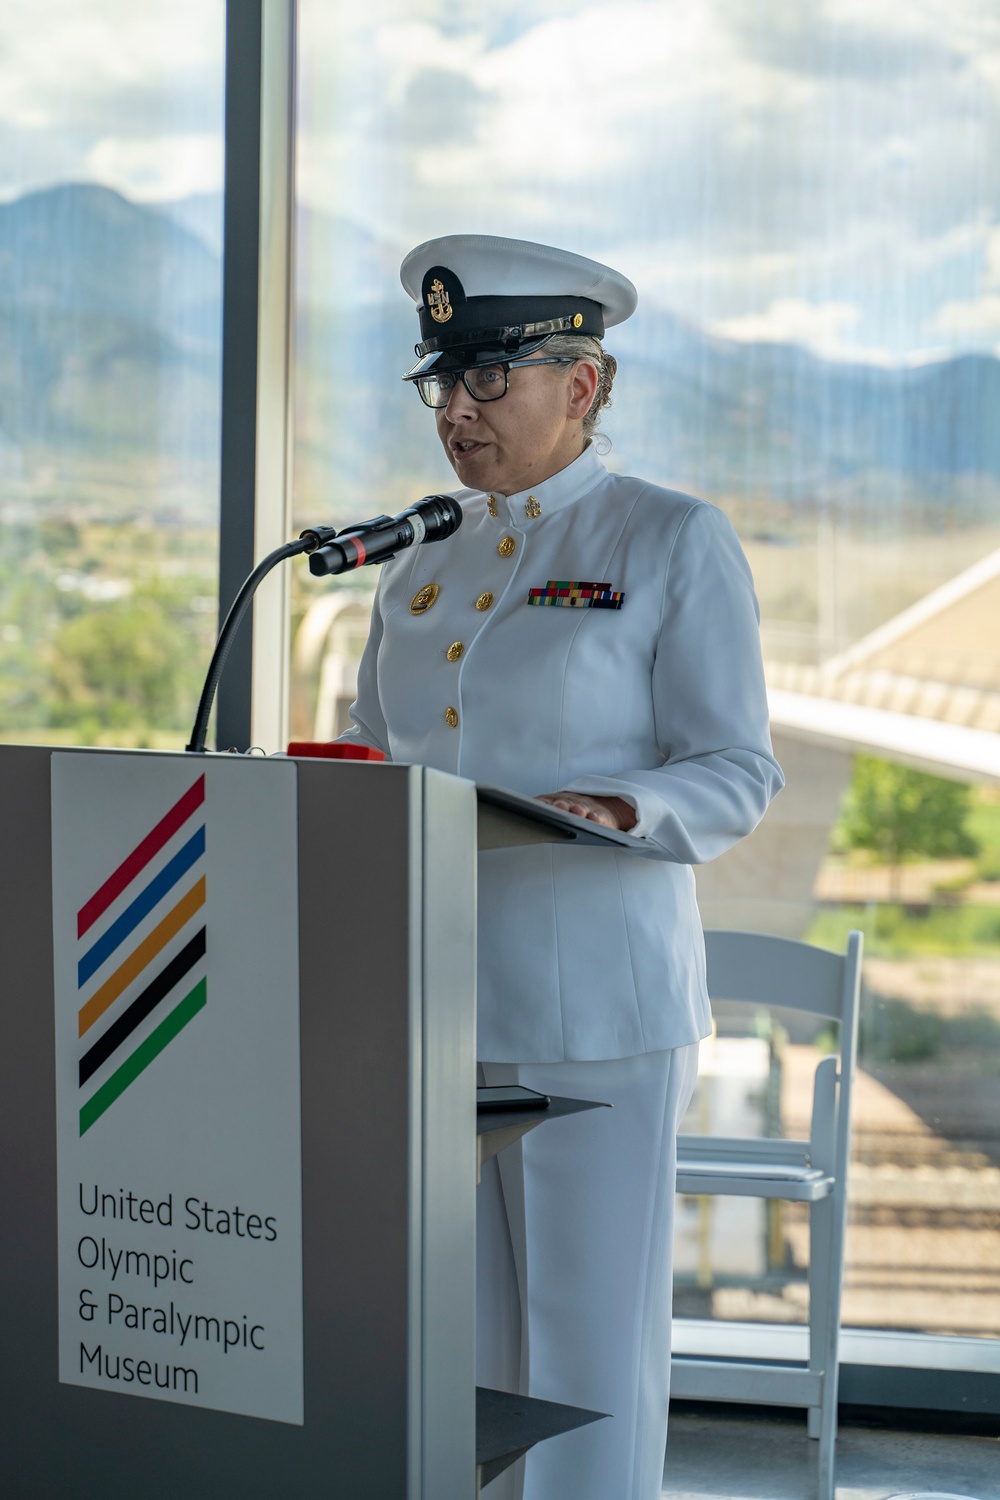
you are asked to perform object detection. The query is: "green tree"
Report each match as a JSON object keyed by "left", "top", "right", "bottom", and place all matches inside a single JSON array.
[
  {"left": 838, "top": 755, "right": 979, "bottom": 892},
  {"left": 49, "top": 590, "right": 201, "bottom": 741}
]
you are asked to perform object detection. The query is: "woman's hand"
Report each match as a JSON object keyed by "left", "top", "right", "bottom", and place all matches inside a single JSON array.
[{"left": 535, "top": 791, "right": 638, "bottom": 832}]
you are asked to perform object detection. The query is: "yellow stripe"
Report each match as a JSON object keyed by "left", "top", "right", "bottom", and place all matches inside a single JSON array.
[{"left": 78, "top": 876, "right": 206, "bottom": 1038}]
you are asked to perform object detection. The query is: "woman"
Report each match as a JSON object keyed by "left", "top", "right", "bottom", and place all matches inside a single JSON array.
[{"left": 340, "top": 234, "right": 783, "bottom": 1499}]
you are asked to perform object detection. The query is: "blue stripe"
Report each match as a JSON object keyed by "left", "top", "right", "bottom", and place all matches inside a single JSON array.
[{"left": 78, "top": 825, "right": 206, "bottom": 988}]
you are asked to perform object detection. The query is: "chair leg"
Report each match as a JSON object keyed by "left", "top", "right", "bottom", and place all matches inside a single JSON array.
[
  {"left": 817, "top": 1374, "right": 838, "bottom": 1500},
  {"left": 807, "top": 1405, "right": 821, "bottom": 1439},
  {"left": 816, "top": 1199, "right": 843, "bottom": 1500},
  {"left": 807, "top": 1197, "right": 834, "bottom": 1441}
]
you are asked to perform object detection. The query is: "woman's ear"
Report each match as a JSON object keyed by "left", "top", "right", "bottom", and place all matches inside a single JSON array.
[{"left": 566, "top": 359, "right": 599, "bottom": 420}]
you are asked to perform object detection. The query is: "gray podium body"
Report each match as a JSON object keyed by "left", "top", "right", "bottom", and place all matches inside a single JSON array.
[{"left": 1, "top": 746, "right": 478, "bottom": 1499}]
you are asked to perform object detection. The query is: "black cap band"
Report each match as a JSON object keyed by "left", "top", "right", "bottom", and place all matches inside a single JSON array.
[
  {"left": 415, "top": 310, "right": 600, "bottom": 358},
  {"left": 418, "top": 264, "right": 604, "bottom": 355}
]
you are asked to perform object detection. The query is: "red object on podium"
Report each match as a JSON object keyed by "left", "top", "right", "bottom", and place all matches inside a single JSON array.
[{"left": 287, "top": 741, "right": 386, "bottom": 761}]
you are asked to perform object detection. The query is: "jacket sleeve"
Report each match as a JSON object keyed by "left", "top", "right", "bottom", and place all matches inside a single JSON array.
[
  {"left": 562, "top": 500, "right": 784, "bottom": 862},
  {"left": 334, "top": 582, "right": 391, "bottom": 755}
]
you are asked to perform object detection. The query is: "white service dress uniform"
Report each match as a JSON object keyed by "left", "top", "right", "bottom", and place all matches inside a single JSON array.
[{"left": 340, "top": 439, "right": 783, "bottom": 1499}]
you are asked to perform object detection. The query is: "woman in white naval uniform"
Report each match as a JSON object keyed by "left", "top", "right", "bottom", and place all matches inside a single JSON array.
[{"left": 339, "top": 235, "right": 784, "bottom": 1499}]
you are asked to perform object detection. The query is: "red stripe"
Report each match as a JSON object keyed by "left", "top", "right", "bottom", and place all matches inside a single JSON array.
[
  {"left": 352, "top": 536, "right": 366, "bottom": 567},
  {"left": 77, "top": 775, "right": 206, "bottom": 939}
]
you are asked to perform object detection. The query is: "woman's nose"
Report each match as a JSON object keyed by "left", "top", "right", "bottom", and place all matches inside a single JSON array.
[{"left": 445, "top": 381, "right": 479, "bottom": 419}]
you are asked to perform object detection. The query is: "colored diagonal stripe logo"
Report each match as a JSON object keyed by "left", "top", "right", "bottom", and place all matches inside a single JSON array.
[
  {"left": 76, "top": 777, "right": 207, "bottom": 1136},
  {"left": 78, "top": 775, "right": 204, "bottom": 938},
  {"left": 79, "top": 877, "right": 206, "bottom": 1038},
  {"left": 78, "top": 826, "right": 205, "bottom": 988},
  {"left": 79, "top": 927, "right": 206, "bottom": 1086},
  {"left": 80, "top": 981, "right": 206, "bottom": 1138}
]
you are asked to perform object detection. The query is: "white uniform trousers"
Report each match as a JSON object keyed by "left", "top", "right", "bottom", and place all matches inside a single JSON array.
[{"left": 478, "top": 1045, "right": 700, "bottom": 1500}]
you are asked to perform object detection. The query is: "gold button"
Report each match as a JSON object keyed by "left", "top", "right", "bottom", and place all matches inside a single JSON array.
[
  {"left": 410, "top": 582, "right": 440, "bottom": 615},
  {"left": 446, "top": 641, "right": 464, "bottom": 662},
  {"left": 475, "top": 591, "right": 494, "bottom": 611},
  {"left": 444, "top": 706, "right": 459, "bottom": 728},
  {"left": 498, "top": 536, "right": 516, "bottom": 558}
]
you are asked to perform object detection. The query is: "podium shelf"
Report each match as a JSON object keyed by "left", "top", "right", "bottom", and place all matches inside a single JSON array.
[
  {"left": 476, "top": 1094, "right": 609, "bottom": 1175},
  {"left": 476, "top": 1385, "right": 607, "bottom": 1492}
]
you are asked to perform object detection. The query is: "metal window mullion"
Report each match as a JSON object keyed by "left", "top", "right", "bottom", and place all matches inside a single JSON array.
[{"left": 217, "top": 0, "right": 296, "bottom": 753}]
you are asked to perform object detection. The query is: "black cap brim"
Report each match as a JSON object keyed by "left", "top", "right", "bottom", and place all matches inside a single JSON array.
[{"left": 403, "top": 335, "right": 555, "bottom": 383}]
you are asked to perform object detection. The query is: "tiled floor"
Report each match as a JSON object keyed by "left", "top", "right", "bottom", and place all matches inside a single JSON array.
[{"left": 662, "top": 1407, "right": 1000, "bottom": 1500}]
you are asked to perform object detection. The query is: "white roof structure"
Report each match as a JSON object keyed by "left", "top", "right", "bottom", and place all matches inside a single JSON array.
[
  {"left": 766, "top": 543, "right": 1000, "bottom": 784},
  {"left": 821, "top": 544, "right": 1000, "bottom": 690},
  {"left": 768, "top": 689, "right": 1000, "bottom": 787}
]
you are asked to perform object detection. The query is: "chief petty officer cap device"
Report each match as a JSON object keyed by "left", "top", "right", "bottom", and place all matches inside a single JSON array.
[{"left": 399, "top": 233, "right": 638, "bottom": 382}]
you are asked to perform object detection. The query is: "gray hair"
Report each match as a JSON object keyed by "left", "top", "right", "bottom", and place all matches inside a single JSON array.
[{"left": 543, "top": 333, "right": 618, "bottom": 442}]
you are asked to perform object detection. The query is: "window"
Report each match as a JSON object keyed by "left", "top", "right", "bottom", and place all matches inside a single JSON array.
[
  {"left": 0, "top": 1, "right": 225, "bottom": 748},
  {"left": 293, "top": 0, "right": 1000, "bottom": 1372}
]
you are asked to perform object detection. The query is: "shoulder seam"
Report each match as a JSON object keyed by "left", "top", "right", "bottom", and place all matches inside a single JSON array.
[{"left": 656, "top": 494, "right": 709, "bottom": 636}]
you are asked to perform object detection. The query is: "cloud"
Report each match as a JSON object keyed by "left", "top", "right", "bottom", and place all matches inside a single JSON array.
[
  {"left": 3, "top": 0, "right": 999, "bottom": 363},
  {"left": 0, "top": 0, "right": 223, "bottom": 200},
  {"left": 299, "top": 0, "right": 830, "bottom": 243},
  {"left": 719, "top": 0, "right": 981, "bottom": 81},
  {"left": 289, "top": 0, "right": 1000, "bottom": 363},
  {"left": 933, "top": 294, "right": 1000, "bottom": 334},
  {"left": 704, "top": 293, "right": 959, "bottom": 365},
  {"left": 85, "top": 134, "right": 223, "bottom": 203},
  {"left": 0, "top": 0, "right": 221, "bottom": 108},
  {"left": 300, "top": 0, "right": 1000, "bottom": 284},
  {"left": 710, "top": 298, "right": 867, "bottom": 354},
  {"left": 986, "top": 228, "right": 1000, "bottom": 286}
]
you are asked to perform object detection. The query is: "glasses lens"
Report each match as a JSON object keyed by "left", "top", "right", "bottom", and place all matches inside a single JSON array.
[
  {"left": 415, "top": 364, "right": 509, "bottom": 406},
  {"left": 465, "top": 365, "right": 507, "bottom": 401},
  {"left": 415, "top": 372, "right": 457, "bottom": 408}
]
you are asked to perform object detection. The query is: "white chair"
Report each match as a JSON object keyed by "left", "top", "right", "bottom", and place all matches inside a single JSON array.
[{"left": 672, "top": 929, "right": 863, "bottom": 1500}]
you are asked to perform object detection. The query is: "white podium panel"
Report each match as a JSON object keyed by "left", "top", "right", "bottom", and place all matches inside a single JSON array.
[
  {"left": 51, "top": 753, "right": 303, "bottom": 1425},
  {"left": 1, "top": 747, "right": 476, "bottom": 1500}
]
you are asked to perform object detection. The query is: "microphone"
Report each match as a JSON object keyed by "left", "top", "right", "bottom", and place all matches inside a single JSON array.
[{"left": 303, "top": 494, "right": 463, "bottom": 577}]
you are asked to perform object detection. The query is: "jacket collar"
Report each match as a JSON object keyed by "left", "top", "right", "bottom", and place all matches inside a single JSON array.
[{"left": 486, "top": 442, "right": 608, "bottom": 521}]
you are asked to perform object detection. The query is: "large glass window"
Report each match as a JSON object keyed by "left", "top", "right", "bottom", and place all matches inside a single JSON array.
[
  {"left": 293, "top": 0, "right": 1000, "bottom": 1368},
  {"left": 0, "top": 1, "right": 225, "bottom": 748}
]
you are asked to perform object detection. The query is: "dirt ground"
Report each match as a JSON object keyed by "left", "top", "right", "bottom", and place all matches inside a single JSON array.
[
  {"left": 676, "top": 1024, "right": 1000, "bottom": 1338},
  {"left": 862, "top": 953, "right": 1000, "bottom": 1014},
  {"left": 782, "top": 1043, "right": 1000, "bottom": 1335}
]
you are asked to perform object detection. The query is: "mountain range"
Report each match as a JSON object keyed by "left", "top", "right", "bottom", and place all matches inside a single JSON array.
[{"left": 1, "top": 183, "right": 998, "bottom": 525}]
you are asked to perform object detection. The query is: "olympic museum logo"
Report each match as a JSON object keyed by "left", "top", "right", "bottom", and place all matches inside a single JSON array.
[{"left": 74, "top": 774, "right": 207, "bottom": 1136}]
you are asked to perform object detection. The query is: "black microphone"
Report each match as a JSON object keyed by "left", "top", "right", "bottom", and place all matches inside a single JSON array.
[{"left": 303, "top": 494, "right": 463, "bottom": 577}]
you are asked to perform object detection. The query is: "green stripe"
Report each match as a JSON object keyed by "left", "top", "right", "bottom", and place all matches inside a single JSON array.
[{"left": 80, "top": 978, "right": 207, "bottom": 1136}]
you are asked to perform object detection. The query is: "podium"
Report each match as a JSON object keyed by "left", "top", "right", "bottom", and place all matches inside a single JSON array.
[{"left": 0, "top": 745, "right": 643, "bottom": 1498}]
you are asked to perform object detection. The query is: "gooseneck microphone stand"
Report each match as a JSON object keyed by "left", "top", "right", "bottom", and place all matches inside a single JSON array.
[
  {"left": 185, "top": 496, "right": 462, "bottom": 755},
  {"left": 185, "top": 534, "right": 320, "bottom": 755}
]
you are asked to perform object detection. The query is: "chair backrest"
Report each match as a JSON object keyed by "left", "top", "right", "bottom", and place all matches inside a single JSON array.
[
  {"left": 705, "top": 930, "right": 856, "bottom": 1023},
  {"left": 703, "top": 928, "right": 864, "bottom": 1191}
]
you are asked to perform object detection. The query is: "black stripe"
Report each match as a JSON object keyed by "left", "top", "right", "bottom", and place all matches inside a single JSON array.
[{"left": 79, "top": 928, "right": 207, "bottom": 1087}]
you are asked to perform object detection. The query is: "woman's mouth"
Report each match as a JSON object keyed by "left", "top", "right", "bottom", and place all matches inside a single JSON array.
[{"left": 452, "top": 439, "right": 486, "bottom": 457}]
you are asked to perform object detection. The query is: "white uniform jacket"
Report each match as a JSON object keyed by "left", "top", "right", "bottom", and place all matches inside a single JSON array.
[{"left": 341, "top": 442, "right": 783, "bottom": 1062}]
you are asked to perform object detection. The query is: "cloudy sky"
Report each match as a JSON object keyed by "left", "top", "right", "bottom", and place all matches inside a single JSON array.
[
  {"left": 2, "top": 0, "right": 999, "bottom": 363},
  {"left": 0, "top": 0, "right": 224, "bottom": 201}
]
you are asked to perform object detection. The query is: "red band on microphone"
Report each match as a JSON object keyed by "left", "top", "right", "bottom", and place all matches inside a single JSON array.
[{"left": 351, "top": 535, "right": 367, "bottom": 567}]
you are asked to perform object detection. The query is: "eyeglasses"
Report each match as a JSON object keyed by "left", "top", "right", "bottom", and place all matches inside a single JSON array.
[{"left": 414, "top": 357, "right": 575, "bottom": 409}]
